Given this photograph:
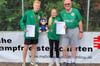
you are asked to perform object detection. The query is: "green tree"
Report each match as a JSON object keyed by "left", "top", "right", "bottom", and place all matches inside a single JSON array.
[
  {"left": 0, "top": 0, "right": 85, "bottom": 31},
  {"left": 0, "top": 0, "right": 7, "bottom": 30},
  {"left": 0, "top": 0, "right": 22, "bottom": 31},
  {"left": 44, "top": 0, "right": 80, "bottom": 17},
  {"left": 89, "top": 0, "right": 100, "bottom": 31}
]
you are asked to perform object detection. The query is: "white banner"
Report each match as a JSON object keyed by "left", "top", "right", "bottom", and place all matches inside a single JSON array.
[{"left": 0, "top": 32, "right": 100, "bottom": 63}]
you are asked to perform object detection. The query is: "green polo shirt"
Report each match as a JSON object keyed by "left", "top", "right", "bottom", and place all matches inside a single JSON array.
[
  {"left": 60, "top": 8, "right": 82, "bottom": 29},
  {"left": 20, "top": 10, "right": 41, "bottom": 39},
  {"left": 48, "top": 17, "right": 61, "bottom": 40}
]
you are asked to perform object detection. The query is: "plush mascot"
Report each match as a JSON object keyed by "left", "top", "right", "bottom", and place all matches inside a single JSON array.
[{"left": 39, "top": 17, "right": 48, "bottom": 32}]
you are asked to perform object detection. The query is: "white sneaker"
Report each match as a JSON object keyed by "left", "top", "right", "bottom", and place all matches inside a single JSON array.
[
  {"left": 30, "top": 61, "right": 38, "bottom": 66},
  {"left": 56, "top": 62, "right": 60, "bottom": 66},
  {"left": 55, "top": 58, "right": 60, "bottom": 66},
  {"left": 22, "top": 62, "right": 26, "bottom": 66},
  {"left": 55, "top": 58, "right": 59, "bottom": 62},
  {"left": 48, "top": 62, "right": 54, "bottom": 66}
]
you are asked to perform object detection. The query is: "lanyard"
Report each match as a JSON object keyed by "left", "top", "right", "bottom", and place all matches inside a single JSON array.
[
  {"left": 33, "top": 11, "right": 39, "bottom": 25},
  {"left": 51, "top": 17, "right": 56, "bottom": 32}
]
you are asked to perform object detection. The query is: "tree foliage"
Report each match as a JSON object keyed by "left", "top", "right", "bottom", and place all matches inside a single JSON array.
[{"left": 0, "top": 0, "right": 100, "bottom": 31}]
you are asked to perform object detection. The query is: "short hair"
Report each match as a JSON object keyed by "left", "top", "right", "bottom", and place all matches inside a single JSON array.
[{"left": 33, "top": 0, "right": 41, "bottom": 5}]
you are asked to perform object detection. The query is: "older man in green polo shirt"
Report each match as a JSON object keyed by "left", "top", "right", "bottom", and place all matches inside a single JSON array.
[
  {"left": 20, "top": 0, "right": 41, "bottom": 66},
  {"left": 60, "top": 0, "right": 83, "bottom": 66}
]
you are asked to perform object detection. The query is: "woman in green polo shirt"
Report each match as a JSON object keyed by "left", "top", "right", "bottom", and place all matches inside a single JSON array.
[
  {"left": 20, "top": 0, "right": 41, "bottom": 66},
  {"left": 48, "top": 8, "right": 61, "bottom": 66}
]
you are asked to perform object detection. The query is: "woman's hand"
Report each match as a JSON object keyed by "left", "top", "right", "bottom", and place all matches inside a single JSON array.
[
  {"left": 24, "top": 30, "right": 28, "bottom": 32},
  {"left": 64, "top": 25, "right": 67, "bottom": 29}
]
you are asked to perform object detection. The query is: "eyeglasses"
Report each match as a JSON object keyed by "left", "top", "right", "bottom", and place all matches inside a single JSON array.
[{"left": 64, "top": 3, "right": 71, "bottom": 6}]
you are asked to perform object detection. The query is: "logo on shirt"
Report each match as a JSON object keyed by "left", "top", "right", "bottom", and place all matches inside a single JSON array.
[
  {"left": 64, "top": 19, "right": 74, "bottom": 23},
  {"left": 71, "top": 13, "right": 75, "bottom": 16},
  {"left": 31, "top": 16, "right": 33, "bottom": 18},
  {"left": 64, "top": 14, "right": 66, "bottom": 16}
]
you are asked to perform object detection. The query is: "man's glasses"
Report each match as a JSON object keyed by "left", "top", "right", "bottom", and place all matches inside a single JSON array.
[{"left": 64, "top": 3, "right": 71, "bottom": 6}]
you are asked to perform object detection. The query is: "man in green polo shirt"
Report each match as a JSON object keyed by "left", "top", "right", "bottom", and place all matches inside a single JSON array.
[
  {"left": 60, "top": 0, "right": 83, "bottom": 66},
  {"left": 20, "top": 0, "right": 41, "bottom": 66}
]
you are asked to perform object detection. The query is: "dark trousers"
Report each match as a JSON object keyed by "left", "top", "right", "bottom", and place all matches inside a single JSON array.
[{"left": 49, "top": 39, "right": 59, "bottom": 58}]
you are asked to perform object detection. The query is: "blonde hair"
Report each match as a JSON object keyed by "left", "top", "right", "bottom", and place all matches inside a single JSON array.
[
  {"left": 48, "top": 16, "right": 52, "bottom": 26},
  {"left": 33, "top": 0, "right": 41, "bottom": 5},
  {"left": 48, "top": 8, "right": 57, "bottom": 26}
]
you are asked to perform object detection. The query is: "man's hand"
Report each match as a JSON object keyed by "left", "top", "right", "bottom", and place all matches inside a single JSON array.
[
  {"left": 79, "top": 21, "right": 83, "bottom": 39},
  {"left": 24, "top": 30, "right": 28, "bottom": 32},
  {"left": 79, "top": 33, "right": 83, "bottom": 39},
  {"left": 64, "top": 25, "right": 67, "bottom": 29}
]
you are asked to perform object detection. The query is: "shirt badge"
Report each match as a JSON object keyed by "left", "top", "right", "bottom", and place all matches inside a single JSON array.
[{"left": 71, "top": 13, "right": 75, "bottom": 16}]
